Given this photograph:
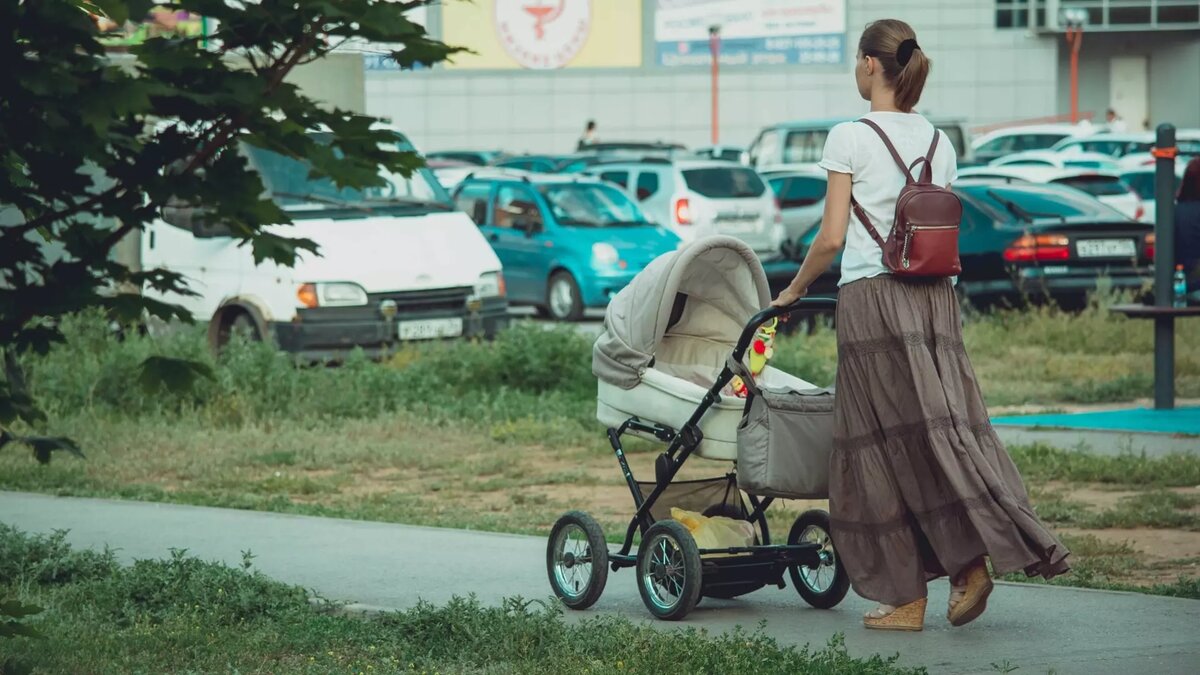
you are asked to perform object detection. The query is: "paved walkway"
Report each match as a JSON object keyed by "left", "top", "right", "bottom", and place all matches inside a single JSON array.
[{"left": 3, "top": 491, "right": 1197, "bottom": 674}]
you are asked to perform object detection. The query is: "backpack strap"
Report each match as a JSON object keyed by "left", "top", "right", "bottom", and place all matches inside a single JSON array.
[
  {"left": 908, "top": 131, "right": 941, "bottom": 184},
  {"left": 856, "top": 118, "right": 915, "bottom": 183},
  {"left": 850, "top": 197, "right": 886, "bottom": 249}
]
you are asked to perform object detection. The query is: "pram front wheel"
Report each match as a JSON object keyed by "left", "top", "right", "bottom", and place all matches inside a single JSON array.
[
  {"left": 547, "top": 511, "right": 608, "bottom": 610},
  {"left": 788, "top": 510, "right": 850, "bottom": 609},
  {"left": 637, "top": 519, "right": 702, "bottom": 621}
]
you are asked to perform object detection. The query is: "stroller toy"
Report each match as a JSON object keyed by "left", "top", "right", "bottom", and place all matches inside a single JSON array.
[
  {"left": 726, "top": 316, "right": 777, "bottom": 398},
  {"left": 547, "top": 236, "right": 849, "bottom": 621}
]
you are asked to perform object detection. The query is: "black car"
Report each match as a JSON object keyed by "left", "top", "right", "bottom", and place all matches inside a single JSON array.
[{"left": 773, "top": 180, "right": 1153, "bottom": 308}]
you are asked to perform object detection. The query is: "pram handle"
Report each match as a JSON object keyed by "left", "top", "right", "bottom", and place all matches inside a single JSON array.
[{"left": 732, "top": 297, "right": 837, "bottom": 363}]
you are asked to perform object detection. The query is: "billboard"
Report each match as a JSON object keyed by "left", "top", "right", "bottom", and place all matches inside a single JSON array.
[
  {"left": 654, "top": 0, "right": 846, "bottom": 68},
  {"left": 443, "top": 0, "right": 642, "bottom": 70}
]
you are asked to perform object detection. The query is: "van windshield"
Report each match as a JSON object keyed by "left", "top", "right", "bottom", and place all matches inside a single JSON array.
[
  {"left": 538, "top": 183, "right": 649, "bottom": 227},
  {"left": 245, "top": 133, "right": 451, "bottom": 212}
]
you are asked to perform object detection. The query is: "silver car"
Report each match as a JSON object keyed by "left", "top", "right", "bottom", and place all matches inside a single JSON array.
[
  {"left": 763, "top": 169, "right": 827, "bottom": 259},
  {"left": 584, "top": 159, "right": 785, "bottom": 259}
]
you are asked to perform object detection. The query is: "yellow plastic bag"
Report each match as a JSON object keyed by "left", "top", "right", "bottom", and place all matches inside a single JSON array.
[{"left": 670, "top": 507, "right": 755, "bottom": 553}]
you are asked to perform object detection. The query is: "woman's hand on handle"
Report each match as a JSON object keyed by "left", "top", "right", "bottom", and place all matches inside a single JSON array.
[{"left": 771, "top": 284, "right": 807, "bottom": 308}]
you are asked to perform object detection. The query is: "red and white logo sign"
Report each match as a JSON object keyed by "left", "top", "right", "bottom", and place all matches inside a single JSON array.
[{"left": 495, "top": 0, "right": 591, "bottom": 70}]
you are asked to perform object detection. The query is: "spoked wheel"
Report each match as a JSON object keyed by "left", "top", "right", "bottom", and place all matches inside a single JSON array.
[
  {"left": 788, "top": 510, "right": 850, "bottom": 608},
  {"left": 546, "top": 511, "right": 608, "bottom": 610},
  {"left": 637, "top": 520, "right": 702, "bottom": 621}
]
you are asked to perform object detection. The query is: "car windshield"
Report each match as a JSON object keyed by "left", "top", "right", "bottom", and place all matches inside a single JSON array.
[
  {"left": 682, "top": 167, "right": 766, "bottom": 198},
  {"left": 538, "top": 182, "right": 648, "bottom": 227},
  {"left": 962, "top": 184, "right": 1126, "bottom": 222},
  {"left": 1054, "top": 175, "right": 1130, "bottom": 197},
  {"left": 246, "top": 133, "right": 451, "bottom": 211}
]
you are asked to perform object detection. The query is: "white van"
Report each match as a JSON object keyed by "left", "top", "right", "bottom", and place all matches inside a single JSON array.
[{"left": 141, "top": 129, "right": 508, "bottom": 359}]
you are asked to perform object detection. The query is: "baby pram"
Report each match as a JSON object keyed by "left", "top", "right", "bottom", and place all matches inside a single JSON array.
[{"left": 546, "top": 236, "right": 850, "bottom": 621}]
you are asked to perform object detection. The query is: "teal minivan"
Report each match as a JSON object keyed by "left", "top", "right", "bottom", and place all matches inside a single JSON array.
[{"left": 453, "top": 174, "right": 681, "bottom": 321}]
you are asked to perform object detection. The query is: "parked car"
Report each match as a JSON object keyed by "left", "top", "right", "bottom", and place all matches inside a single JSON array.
[
  {"left": 493, "top": 154, "right": 574, "bottom": 173},
  {"left": 427, "top": 158, "right": 477, "bottom": 191},
  {"left": 791, "top": 181, "right": 1153, "bottom": 307},
  {"left": 427, "top": 150, "right": 508, "bottom": 166},
  {"left": 451, "top": 174, "right": 680, "bottom": 320},
  {"left": 1119, "top": 164, "right": 1189, "bottom": 224},
  {"left": 762, "top": 168, "right": 826, "bottom": 259},
  {"left": 140, "top": 128, "right": 508, "bottom": 359},
  {"left": 576, "top": 141, "right": 687, "bottom": 156},
  {"left": 1051, "top": 130, "right": 1200, "bottom": 160},
  {"left": 958, "top": 165, "right": 1143, "bottom": 222},
  {"left": 970, "top": 124, "right": 1094, "bottom": 164},
  {"left": 748, "top": 117, "right": 973, "bottom": 171},
  {"left": 692, "top": 145, "right": 748, "bottom": 163},
  {"left": 989, "top": 150, "right": 1122, "bottom": 171},
  {"left": 584, "top": 158, "right": 785, "bottom": 260}
]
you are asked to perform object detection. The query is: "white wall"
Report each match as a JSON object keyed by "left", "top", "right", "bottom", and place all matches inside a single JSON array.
[{"left": 367, "top": 0, "right": 1060, "bottom": 153}]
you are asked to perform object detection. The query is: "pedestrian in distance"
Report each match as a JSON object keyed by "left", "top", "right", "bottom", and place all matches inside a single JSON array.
[
  {"left": 771, "top": 18, "right": 1070, "bottom": 632},
  {"left": 1106, "top": 108, "right": 1128, "bottom": 132},
  {"left": 577, "top": 119, "right": 598, "bottom": 150}
]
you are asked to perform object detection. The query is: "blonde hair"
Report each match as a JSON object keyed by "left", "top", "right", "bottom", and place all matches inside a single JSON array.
[{"left": 859, "top": 19, "right": 931, "bottom": 113}]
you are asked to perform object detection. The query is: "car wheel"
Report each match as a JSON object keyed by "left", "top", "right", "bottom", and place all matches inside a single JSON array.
[
  {"left": 217, "top": 311, "right": 261, "bottom": 349},
  {"left": 547, "top": 271, "right": 584, "bottom": 321}
]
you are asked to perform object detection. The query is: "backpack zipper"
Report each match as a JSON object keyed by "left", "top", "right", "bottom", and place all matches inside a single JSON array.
[{"left": 901, "top": 225, "right": 957, "bottom": 269}]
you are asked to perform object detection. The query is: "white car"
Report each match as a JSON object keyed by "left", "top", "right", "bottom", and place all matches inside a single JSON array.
[
  {"left": 990, "top": 150, "right": 1122, "bottom": 172},
  {"left": 141, "top": 128, "right": 509, "bottom": 358},
  {"left": 970, "top": 124, "right": 1095, "bottom": 164},
  {"left": 1052, "top": 130, "right": 1200, "bottom": 161},
  {"left": 1119, "top": 165, "right": 1190, "bottom": 224},
  {"left": 958, "top": 165, "right": 1143, "bottom": 221},
  {"left": 585, "top": 159, "right": 785, "bottom": 259}
]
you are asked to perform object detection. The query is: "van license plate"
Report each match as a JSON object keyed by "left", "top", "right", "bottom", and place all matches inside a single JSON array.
[
  {"left": 720, "top": 219, "right": 756, "bottom": 233},
  {"left": 398, "top": 318, "right": 463, "bottom": 340},
  {"left": 1076, "top": 239, "right": 1136, "bottom": 258}
]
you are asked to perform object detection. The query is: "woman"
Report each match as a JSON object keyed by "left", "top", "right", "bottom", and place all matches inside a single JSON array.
[
  {"left": 772, "top": 19, "right": 1069, "bottom": 631},
  {"left": 1176, "top": 157, "right": 1200, "bottom": 291}
]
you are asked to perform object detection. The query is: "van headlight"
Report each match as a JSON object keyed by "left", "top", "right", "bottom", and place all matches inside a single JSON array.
[
  {"left": 591, "top": 242, "right": 619, "bottom": 267},
  {"left": 297, "top": 282, "right": 369, "bottom": 308},
  {"left": 474, "top": 271, "right": 505, "bottom": 299}
]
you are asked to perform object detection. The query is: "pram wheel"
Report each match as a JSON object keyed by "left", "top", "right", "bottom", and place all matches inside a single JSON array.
[
  {"left": 547, "top": 511, "right": 608, "bottom": 610},
  {"left": 788, "top": 510, "right": 850, "bottom": 609},
  {"left": 637, "top": 519, "right": 703, "bottom": 620}
]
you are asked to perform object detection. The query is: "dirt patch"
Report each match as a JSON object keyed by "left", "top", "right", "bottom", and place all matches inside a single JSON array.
[
  {"left": 1059, "top": 527, "right": 1200, "bottom": 562},
  {"left": 1042, "top": 482, "right": 1200, "bottom": 511}
]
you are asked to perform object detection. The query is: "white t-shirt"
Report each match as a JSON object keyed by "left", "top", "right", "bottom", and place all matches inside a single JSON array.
[{"left": 818, "top": 111, "right": 958, "bottom": 286}]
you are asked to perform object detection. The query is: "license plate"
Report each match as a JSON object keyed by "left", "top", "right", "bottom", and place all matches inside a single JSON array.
[
  {"left": 398, "top": 318, "right": 463, "bottom": 341},
  {"left": 719, "top": 219, "right": 757, "bottom": 233},
  {"left": 1076, "top": 238, "right": 1136, "bottom": 258}
]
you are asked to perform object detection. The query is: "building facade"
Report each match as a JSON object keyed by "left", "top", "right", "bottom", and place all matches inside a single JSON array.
[{"left": 363, "top": 1, "right": 1199, "bottom": 154}]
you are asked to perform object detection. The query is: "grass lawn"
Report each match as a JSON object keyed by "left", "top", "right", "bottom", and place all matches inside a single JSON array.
[
  {"left": 2, "top": 308, "right": 1199, "bottom": 601},
  {"left": 0, "top": 526, "right": 921, "bottom": 675}
]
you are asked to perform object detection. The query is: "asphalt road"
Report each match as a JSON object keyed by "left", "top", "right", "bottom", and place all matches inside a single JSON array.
[{"left": 3, "top": 491, "right": 1197, "bottom": 675}]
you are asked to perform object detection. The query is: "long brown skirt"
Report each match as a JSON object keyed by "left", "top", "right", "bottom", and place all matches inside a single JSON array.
[{"left": 829, "top": 275, "right": 1069, "bottom": 606}]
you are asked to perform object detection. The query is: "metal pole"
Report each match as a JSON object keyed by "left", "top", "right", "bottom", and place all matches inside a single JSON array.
[
  {"left": 1153, "top": 123, "right": 1177, "bottom": 409},
  {"left": 709, "top": 26, "right": 720, "bottom": 145},
  {"left": 1066, "top": 28, "right": 1083, "bottom": 124}
]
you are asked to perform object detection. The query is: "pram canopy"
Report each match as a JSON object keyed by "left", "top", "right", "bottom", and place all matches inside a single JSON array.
[{"left": 593, "top": 236, "right": 771, "bottom": 390}]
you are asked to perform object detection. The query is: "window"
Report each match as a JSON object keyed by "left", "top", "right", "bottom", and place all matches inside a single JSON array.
[
  {"left": 775, "top": 176, "right": 827, "bottom": 208},
  {"left": 783, "top": 130, "right": 827, "bottom": 164},
  {"left": 538, "top": 183, "right": 647, "bottom": 227},
  {"left": 681, "top": 167, "right": 766, "bottom": 199},
  {"left": 635, "top": 172, "right": 660, "bottom": 201},
  {"left": 599, "top": 170, "right": 629, "bottom": 188},
  {"left": 1003, "top": 159, "right": 1055, "bottom": 166},
  {"left": 455, "top": 182, "right": 492, "bottom": 225},
  {"left": 1122, "top": 172, "right": 1156, "bottom": 200},
  {"left": 749, "top": 130, "right": 781, "bottom": 167},
  {"left": 492, "top": 184, "right": 543, "bottom": 230},
  {"left": 995, "top": 0, "right": 1045, "bottom": 28},
  {"left": 1054, "top": 175, "right": 1131, "bottom": 197},
  {"left": 1014, "top": 134, "right": 1071, "bottom": 152}
]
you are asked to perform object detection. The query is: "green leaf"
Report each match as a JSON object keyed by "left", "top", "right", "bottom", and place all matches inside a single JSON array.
[
  {"left": 137, "top": 356, "right": 215, "bottom": 394},
  {"left": 0, "top": 619, "right": 44, "bottom": 640}
]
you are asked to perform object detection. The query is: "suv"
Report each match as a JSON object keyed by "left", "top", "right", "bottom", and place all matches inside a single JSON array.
[
  {"left": 452, "top": 175, "right": 679, "bottom": 320},
  {"left": 584, "top": 159, "right": 785, "bottom": 259},
  {"left": 748, "top": 117, "right": 974, "bottom": 171}
]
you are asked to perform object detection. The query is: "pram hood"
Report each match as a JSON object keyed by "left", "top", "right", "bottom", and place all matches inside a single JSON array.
[{"left": 593, "top": 236, "right": 771, "bottom": 389}]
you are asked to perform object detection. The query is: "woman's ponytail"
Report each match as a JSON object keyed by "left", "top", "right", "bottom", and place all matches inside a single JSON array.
[{"left": 859, "top": 20, "right": 931, "bottom": 113}]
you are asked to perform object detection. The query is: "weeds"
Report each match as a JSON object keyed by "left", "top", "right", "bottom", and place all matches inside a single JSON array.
[
  {"left": 0, "top": 526, "right": 923, "bottom": 674},
  {"left": 1011, "top": 444, "right": 1200, "bottom": 487}
]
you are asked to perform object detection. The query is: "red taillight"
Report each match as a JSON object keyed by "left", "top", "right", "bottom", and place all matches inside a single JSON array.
[
  {"left": 1145, "top": 233, "right": 1155, "bottom": 260},
  {"left": 674, "top": 198, "right": 692, "bottom": 225},
  {"left": 1003, "top": 234, "right": 1071, "bottom": 263}
]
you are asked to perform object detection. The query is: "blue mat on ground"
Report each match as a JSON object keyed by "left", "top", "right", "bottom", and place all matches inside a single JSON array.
[{"left": 991, "top": 407, "right": 1200, "bottom": 435}]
